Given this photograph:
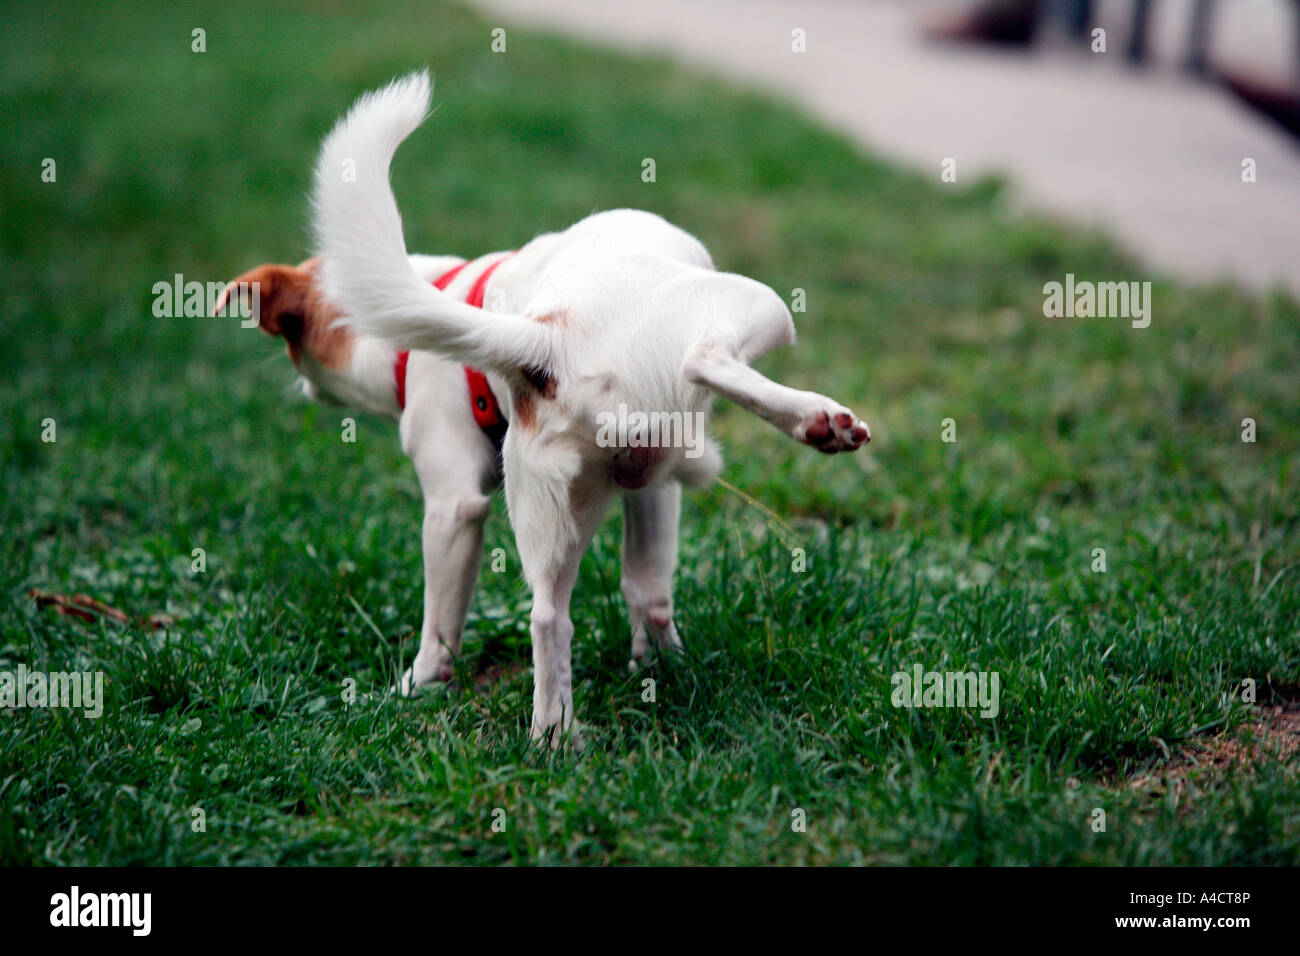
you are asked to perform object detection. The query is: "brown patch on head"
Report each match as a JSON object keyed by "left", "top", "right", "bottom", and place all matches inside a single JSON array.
[{"left": 219, "top": 259, "right": 355, "bottom": 370}]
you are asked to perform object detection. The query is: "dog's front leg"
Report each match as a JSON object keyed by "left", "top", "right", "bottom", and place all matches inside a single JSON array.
[{"left": 395, "top": 489, "right": 491, "bottom": 694}]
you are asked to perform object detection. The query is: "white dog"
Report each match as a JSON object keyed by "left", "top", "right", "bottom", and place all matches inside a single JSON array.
[{"left": 227, "top": 72, "right": 869, "bottom": 747}]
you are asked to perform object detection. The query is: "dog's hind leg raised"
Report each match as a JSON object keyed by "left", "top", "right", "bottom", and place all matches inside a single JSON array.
[
  {"left": 678, "top": 272, "right": 870, "bottom": 454},
  {"left": 684, "top": 346, "right": 870, "bottom": 454}
]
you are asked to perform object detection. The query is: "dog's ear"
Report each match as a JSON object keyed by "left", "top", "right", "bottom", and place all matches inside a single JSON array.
[{"left": 214, "top": 263, "right": 310, "bottom": 341}]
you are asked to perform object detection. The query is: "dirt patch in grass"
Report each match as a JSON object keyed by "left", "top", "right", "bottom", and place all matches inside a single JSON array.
[
  {"left": 471, "top": 659, "right": 527, "bottom": 691},
  {"left": 1130, "top": 703, "right": 1299, "bottom": 796}
]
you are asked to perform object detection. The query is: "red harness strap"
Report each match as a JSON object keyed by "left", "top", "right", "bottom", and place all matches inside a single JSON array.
[
  {"left": 393, "top": 349, "right": 410, "bottom": 409},
  {"left": 393, "top": 256, "right": 512, "bottom": 450}
]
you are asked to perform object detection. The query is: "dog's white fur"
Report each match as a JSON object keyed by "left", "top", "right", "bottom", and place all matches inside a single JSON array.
[{"left": 304, "top": 71, "right": 868, "bottom": 746}]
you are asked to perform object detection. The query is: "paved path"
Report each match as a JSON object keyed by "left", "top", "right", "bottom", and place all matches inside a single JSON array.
[{"left": 471, "top": 0, "right": 1300, "bottom": 294}]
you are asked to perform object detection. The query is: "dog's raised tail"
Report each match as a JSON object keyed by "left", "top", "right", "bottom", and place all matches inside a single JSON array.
[{"left": 311, "top": 70, "right": 553, "bottom": 375}]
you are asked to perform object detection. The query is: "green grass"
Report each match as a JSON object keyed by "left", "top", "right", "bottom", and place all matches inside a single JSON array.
[{"left": 1, "top": 0, "right": 1297, "bottom": 865}]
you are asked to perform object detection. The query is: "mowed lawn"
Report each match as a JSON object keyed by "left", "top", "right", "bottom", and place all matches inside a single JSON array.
[{"left": 1, "top": 0, "right": 1297, "bottom": 865}]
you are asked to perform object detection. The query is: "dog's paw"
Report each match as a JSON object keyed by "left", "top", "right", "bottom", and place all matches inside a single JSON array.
[
  {"left": 627, "top": 613, "right": 684, "bottom": 672},
  {"left": 795, "top": 400, "right": 871, "bottom": 454},
  {"left": 394, "top": 659, "right": 455, "bottom": 698}
]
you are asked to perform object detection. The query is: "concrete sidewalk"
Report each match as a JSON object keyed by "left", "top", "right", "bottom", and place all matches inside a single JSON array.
[{"left": 471, "top": 0, "right": 1300, "bottom": 295}]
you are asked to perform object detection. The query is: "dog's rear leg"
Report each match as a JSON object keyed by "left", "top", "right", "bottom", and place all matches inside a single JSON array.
[
  {"left": 507, "top": 466, "right": 613, "bottom": 751},
  {"left": 395, "top": 468, "right": 492, "bottom": 695},
  {"left": 621, "top": 483, "right": 683, "bottom": 670},
  {"left": 683, "top": 345, "right": 870, "bottom": 454}
]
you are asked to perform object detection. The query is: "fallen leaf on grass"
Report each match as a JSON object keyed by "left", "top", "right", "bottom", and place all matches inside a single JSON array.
[{"left": 28, "top": 589, "right": 174, "bottom": 629}]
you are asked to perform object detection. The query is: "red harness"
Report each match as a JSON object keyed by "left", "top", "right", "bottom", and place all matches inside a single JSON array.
[{"left": 393, "top": 255, "right": 512, "bottom": 448}]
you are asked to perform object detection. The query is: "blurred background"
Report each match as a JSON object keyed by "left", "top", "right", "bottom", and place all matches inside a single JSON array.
[{"left": 478, "top": 0, "right": 1300, "bottom": 294}]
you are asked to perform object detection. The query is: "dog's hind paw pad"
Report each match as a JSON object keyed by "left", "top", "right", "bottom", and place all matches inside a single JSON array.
[{"left": 796, "top": 404, "right": 870, "bottom": 453}]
